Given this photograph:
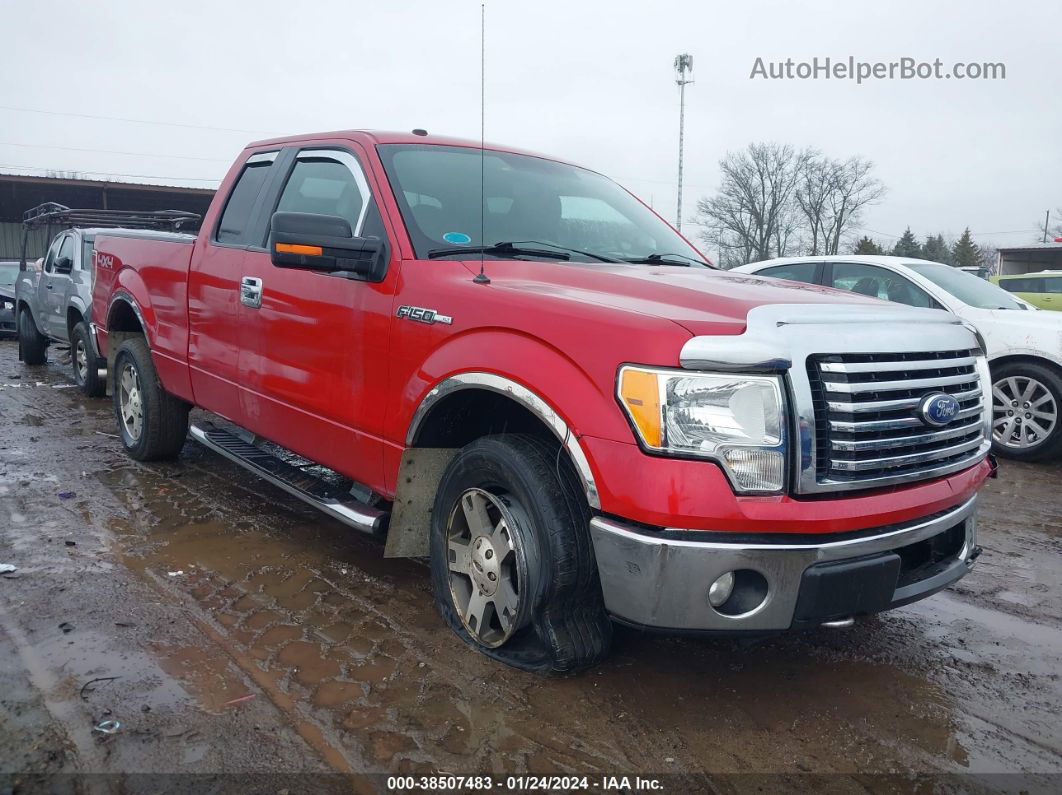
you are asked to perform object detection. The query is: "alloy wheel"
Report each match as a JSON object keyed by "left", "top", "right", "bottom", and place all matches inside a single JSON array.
[
  {"left": 445, "top": 488, "right": 537, "bottom": 648},
  {"left": 74, "top": 339, "right": 88, "bottom": 384},
  {"left": 118, "top": 363, "right": 144, "bottom": 441},
  {"left": 992, "top": 375, "right": 1058, "bottom": 450}
]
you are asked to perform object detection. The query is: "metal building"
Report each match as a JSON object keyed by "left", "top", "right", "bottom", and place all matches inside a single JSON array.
[{"left": 0, "top": 172, "right": 214, "bottom": 260}]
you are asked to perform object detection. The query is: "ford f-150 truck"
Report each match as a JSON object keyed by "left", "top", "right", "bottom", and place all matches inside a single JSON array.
[{"left": 91, "top": 130, "right": 994, "bottom": 672}]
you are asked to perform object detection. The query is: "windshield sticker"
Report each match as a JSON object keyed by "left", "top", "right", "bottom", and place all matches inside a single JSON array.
[{"left": 442, "top": 232, "right": 472, "bottom": 245}]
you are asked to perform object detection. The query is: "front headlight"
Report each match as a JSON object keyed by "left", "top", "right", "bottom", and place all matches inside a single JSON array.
[{"left": 618, "top": 366, "right": 787, "bottom": 493}]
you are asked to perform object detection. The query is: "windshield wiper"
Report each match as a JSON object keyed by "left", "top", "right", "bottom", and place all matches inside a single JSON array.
[
  {"left": 427, "top": 240, "right": 625, "bottom": 263},
  {"left": 498, "top": 241, "right": 625, "bottom": 263},
  {"left": 622, "top": 252, "right": 712, "bottom": 267},
  {"left": 427, "top": 242, "right": 570, "bottom": 261}
]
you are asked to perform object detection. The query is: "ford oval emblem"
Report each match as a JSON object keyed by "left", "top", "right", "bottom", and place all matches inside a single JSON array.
[{"left": 918, "top": 392, "right": 960, "bottom": 427}]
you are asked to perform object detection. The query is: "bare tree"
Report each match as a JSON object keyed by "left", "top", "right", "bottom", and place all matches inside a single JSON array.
[
  {"left": 697, "top": 143, "right": 885, "bottom": 267},
  {"left": 695, "top": 143, "right": 808, "bottom": 266},
  {"left": 795, "top": 156, "right": 885, "bottom": 255},
  {"left": 822, "top": 157, "right": 886, "bottom": 254}
]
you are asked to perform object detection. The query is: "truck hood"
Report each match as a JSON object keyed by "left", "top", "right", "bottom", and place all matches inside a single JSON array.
[{"left": 469, "top": 260, "right": 894, "bottom": 335}]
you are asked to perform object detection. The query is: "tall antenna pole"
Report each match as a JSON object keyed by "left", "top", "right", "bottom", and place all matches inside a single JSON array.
[
  {"left": 1045, "top": 209, "right": 1051, "bottom": 244},
  {"left": 474, "top": 3, "right": 490, "bottom": 284},
  {"left": 674, "top": 54, "right": 693, "bottom": 232}
]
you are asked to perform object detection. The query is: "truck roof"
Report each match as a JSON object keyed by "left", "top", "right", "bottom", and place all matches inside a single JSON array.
[{"left": 244, "top": 130, "right": 578, "bottom": 167}]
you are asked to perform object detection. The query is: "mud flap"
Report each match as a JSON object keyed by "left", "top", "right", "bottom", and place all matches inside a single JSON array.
[{"left": 384, "top": 448, "right": 458, "bottom": 558}]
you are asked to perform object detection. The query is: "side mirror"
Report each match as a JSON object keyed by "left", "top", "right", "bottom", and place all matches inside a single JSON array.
[
  {"left": 55, "top": 255, "right": 73, "bottom": 274},
  {"left": 268, "top": 212, "right": 386, "bottom": 281}
]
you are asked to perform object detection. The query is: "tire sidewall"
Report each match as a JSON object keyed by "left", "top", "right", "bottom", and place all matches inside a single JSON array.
[
  {"left": 18, "top": 309, "right": 47, "bottom": 364},
  {"left": 991, "top": 362, "right": 1062, "bottom": 461},
  {"left": 113, "top": 343, "right": 151, "bottom": 458},
  {"left": 429, "top": 435, "right": 608, "bottom": 672},
  {"left": 72, "top": 322, "right": 104, "bottom": 397}
]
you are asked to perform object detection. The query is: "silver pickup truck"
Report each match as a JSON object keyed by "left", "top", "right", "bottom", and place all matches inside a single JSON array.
[{"left": 15, "top": 203, "right": 200, "bottom": 396}]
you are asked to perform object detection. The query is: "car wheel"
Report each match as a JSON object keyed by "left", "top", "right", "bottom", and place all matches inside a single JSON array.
[
  {"left": 991, "top": 362, "right": 1062, "bottom": 461},
  {"left": 112, "top": 336, "right": 189, "bottom": 461},
  {"left": 71, "top": 321, "right": 106, "bottom": 397},
  {"left": 18, "top": 308, "right": 48, "bottom": 365},
  {"left": 429, "top": 434, "right": 612, "bottom": 673}
]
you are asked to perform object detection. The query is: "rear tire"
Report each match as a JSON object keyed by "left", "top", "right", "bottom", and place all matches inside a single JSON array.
[
  {"left": 71, "top": 321, "right": 106, "bottom": 398},
  {"left": 18, "top": 308, "right": 48, "bottom": 365},
  {"left": 429, "top": 434, "right": 612, "bottom": 673},
  {"left": 112, "top": 336, "right": 189, "bottom": 461},
  {"left": 991, "top": 361, "right": 1062, "bottom": 461}
]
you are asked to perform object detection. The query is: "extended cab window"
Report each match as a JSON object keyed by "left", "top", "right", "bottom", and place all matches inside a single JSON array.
[
  {"left": 1046, "top": 277, "right": 1062, "bottom": 294},
  {"left": 275, "top": 152, "right": 374, "bottom": 236},
  {"left": 216, "top": 155, "right": 275, "bottom": 244},
  {"left": 759, "top": 262, "right": 818, "bottom": 284}
]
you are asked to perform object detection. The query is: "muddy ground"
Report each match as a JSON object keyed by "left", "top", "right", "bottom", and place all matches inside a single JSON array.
[{"left": 0, "top": 337, "right": 1060, "bottom": 793}]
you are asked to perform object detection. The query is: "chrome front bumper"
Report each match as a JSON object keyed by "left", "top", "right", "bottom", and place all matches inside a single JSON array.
[{"left": 589, "top": 496, "right": 978, "bottom": 632}]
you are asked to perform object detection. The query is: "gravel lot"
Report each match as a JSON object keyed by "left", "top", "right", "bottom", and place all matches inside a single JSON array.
[{"left": 1, "top": 338, "right": 1060, "bottom": 792}]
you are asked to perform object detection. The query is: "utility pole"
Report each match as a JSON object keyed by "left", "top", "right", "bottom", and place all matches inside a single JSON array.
[
  {"left": 1045, "top": 209, "right": 1051, "bottom": 244},
  {"left": 674, "top": 54, "right": 693, "bottom": 232}
]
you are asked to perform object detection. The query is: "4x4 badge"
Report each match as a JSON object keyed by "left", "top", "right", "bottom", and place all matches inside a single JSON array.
[{"left": 396, "top": 305, "right": 453, "bottom": 325}]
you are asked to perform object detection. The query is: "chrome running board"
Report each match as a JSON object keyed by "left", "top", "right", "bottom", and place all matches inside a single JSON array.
[{"left": 189, "top": 422, "right": 387, "bottom": 534}]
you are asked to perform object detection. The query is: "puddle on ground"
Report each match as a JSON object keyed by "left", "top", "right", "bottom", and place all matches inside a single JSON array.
[{"left": 83, "top": 446, "right": 1062, "bottom": 777}]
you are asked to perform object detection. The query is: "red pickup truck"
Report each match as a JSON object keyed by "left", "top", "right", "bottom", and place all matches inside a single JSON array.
[{"left": 92, "top": 130, "right": 993, "bottom": 672}]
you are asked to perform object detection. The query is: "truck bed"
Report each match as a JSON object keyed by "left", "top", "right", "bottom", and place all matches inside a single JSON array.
[{"left": 92, "top": 231, "right": 197, "bottom": 401}]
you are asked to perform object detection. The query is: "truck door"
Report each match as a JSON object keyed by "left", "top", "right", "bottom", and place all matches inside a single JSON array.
[
  {"left": 42, "top": 233, "right": 75, "bottom": 338},
  {"left": 235, "top": 145, "right": 397, "bottom": 489},
  {"left": 187, "top": 150, "right": 280, "bottom": 422}
]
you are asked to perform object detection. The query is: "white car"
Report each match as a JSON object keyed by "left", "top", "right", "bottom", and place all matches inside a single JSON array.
[{"left": 735, "top": 255, "right": 1062, "bottom": 461}]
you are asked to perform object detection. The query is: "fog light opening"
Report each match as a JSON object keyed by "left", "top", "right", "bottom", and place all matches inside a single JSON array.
[{"left": 710, "top": 569, "right": 769, "bottom": 618}]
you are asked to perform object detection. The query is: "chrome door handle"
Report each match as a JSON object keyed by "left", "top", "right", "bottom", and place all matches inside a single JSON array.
[{"left": 240, "top": 276, "right": 263, "bottom": 309}]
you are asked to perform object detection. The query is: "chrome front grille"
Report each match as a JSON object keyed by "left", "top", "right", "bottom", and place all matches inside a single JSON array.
[{"left": 807, "top": 349, "right": 987, "bottom": 486}]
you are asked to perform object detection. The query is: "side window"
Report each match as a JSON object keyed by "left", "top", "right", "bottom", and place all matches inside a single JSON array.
[
  {"left": 1000, "top": 277, "right": 1043, "bottom": 293},
  {"left": 829, "top": 262, "right": 935, "bottom": 308},
  {"left": 1045, "top": 277, "right": 1062, "bottom": 294},
  {"left": 216, "top": 155, "right": 275, "bottom": 244},
  {"left": 275, "top": 152, "right": 371, "bottom": 236},
  {"left": 42, "top": 236, "right": 63, "bottom": 274},
  {"left": 55, "top": 235, "right": 75, "bottom": 274},
  {"left": 759, "top": 262, "right": 819, "bottom": 284}
]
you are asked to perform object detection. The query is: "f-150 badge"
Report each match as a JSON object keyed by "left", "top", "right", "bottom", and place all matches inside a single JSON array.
[{"left": 396, "top": 305, "right": 453, "bottom": 325}]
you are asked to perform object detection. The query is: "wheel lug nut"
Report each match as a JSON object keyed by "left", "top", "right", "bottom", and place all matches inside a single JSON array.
[
  {"left": 485, "top": 549, "right": 493, "bottom": 559},
  {"left": 487, "top": 572, "right": 497, "bottom": 581},
  {"left": 1008, "top": 410, "right": 1014, "bottom": 416},
  {"left": 1025, "top": 413, "right": 1031, "bottom": 419},
  {"left": 1012, "top": 401, "right": 1018, "bottom": 407}
]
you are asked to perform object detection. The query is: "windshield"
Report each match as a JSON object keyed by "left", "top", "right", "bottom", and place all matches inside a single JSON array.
[
  {"left": 378, "top": 144, "right": 709, "bottom": 265},
  {"left": 907, "top": 262, "right": 1026, "bottom": 310},
  {"left": 0, "top": 262, "right": 18, "bottom": 286}
]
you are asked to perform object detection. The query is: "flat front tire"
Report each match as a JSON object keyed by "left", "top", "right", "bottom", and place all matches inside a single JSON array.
[
  {"left": 112, "top": 337, "right": 189, "bottom": 461},
  {"left": 429, "top": 434, "right": 612, "bottom": 673},
  {"left": 18, "top": 308, "right": 48, "bottom": 365}
]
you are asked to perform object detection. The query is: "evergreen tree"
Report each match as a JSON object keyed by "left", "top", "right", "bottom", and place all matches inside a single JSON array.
[
  {"left": 891, "top": 228, "right": 921, "bottom": 258},
  {"left": 853, "top": 236, "right": 884, "bottom": 255},
  {"left": 921, "top": 234, "right": 951, "bottom": 264},
  {"left": 951, "top": 228, "right": 981, "bottom": 267}
]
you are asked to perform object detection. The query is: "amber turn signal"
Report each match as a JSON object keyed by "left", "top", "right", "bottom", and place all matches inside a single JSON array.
[{"left": 275, "top": 243, "right": 323, "bottom": 256}]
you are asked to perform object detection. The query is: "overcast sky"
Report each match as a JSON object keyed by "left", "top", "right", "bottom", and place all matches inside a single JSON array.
[{"left": 1, "top": 0, "right": 1058, "bottom": 254}]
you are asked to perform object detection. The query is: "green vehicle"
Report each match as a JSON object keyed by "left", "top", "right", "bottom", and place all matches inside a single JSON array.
[{"left": 991, "top": 271, "right": 1062, "bottom": 310}]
